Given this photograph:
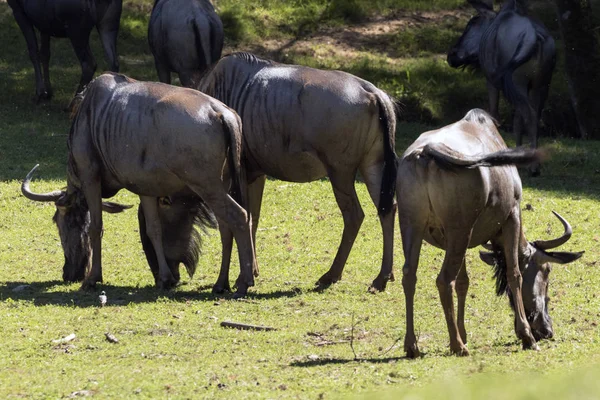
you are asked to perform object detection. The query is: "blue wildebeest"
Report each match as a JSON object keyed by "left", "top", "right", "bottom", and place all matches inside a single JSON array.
[
  {"left": 397, "top": 109, "right": 583, "bottom": 357},
  {"left": 21, "top": 72, "right": 258, "bottom": 296},
  {"left": 447, "top": 0, "right": 556, "bottom": 175},
  {"left": 7, "top": 0, "right": 122, "bottom": 105},
  {"left": 148, "top": 0, "right": 223, "bottom": 88},
  {"left": 191, "top": 52, "right": 397, "bottom": 293}
]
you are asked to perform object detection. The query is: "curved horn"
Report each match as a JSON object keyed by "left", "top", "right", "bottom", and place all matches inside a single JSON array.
[
  {"left": 21, "top": 164, "right": 64, "bottom": 202},
  {"left": 534, "top": 211, "right": 573, "bottom": 250}
]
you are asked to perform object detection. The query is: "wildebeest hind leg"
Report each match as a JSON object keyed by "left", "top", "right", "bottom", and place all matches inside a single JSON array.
[
  {"left": 213, "top": 220, "right": 233, "bottom": 294},
  {"left": 139, "top": 196, "right": 177, "bottom": 290},
  {"left": 66, "top": 31, "right": 97, "bottom": 110},
  {"left": 361, "top": 163, "right": 396, "bottom": 292},
  {"left": 193, "top": 187, "right": 255, "bottom": 298},
  {"left": 247, "top": 175, "right": 267, "bottom": 278},
  {"left": 316, "top": 171, "right": 364, "bottom": 288},
  {"left": 436, "top": 232, "right": 470, "bottom": 356}
]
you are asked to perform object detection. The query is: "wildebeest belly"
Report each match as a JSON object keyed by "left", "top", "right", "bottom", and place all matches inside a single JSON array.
[{"left": 249, "top": 149, "right": 327, "bottom": 182}]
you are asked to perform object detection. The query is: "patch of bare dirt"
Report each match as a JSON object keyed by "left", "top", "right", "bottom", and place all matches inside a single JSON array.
[{"left": 227, "top": 9, "right": 471, "bottom": 63}]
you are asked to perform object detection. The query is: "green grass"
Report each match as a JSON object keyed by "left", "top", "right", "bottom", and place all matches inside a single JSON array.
[{"left": 1, "top": 0, "right": 600, "bottom": 398}]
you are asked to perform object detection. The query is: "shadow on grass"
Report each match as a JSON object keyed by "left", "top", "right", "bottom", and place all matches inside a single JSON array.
[
  {"left": 290, "top": 356, "right": 407, "bottom": 367},
  {"left": 0, "top": 280, "right": 303, "bottom": 307}
]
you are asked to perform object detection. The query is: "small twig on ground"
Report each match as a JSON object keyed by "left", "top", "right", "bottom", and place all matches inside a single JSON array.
[
  {"left": 52, "top": 333, "right": 76, "bottom": 344},
  {"left": 350, "top": 313, "right": 359, "bottom": 360},
  {"left": 220, "top": 321, "right": 277, "bottom": 331},
  {"left": 105, "top": 333, "right": 119, "bottom": 343}
]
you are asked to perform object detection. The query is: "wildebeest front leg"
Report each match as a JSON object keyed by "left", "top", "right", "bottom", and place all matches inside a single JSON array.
[
  {"left": 436, "top": 231, "right": 471, "bottom": 356},
  {"left": 502, "top": 211, "right": 539, "bottom": 350},
  {"left": 9, "top": 7, "right": 47, "bottom": 102},
  {"left": 455, "top": 260, "right": 469, "bottom": 345},
  {"left": 81, "top": 182, "right": 104, "bottom": 290},
  {"left": 317, "top": 171, "right": 364, "bottom": 288},
  {"left": 139, "top": 196, "right": 177, "bottom": 289}
]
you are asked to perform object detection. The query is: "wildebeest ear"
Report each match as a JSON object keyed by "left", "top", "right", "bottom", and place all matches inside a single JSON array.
[
  {"left": 102, "top": 202, "right": 133, "bottom": 214},
  {"left": 541, "top": 250, "right": 585, "bottom": 265},
  {"left": 479, "top": 251, "right": 496, "bottom": 266}
]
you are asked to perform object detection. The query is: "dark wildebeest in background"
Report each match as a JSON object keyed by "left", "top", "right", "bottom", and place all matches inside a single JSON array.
[
  {"left": 447, "top": 0, "right": 556, "bottom": 175},
  {"left": 148, "top": 0, "right": 223, "bottom": 88},
  {"left": 21, "top": 73, "right": 258, "bottom": 297},
  {"left": 7, "top": 0, "right": 122, "bottom": 105},
  {"left": 194, "top": 52, "right": 397, "bottom": 293},
  {"left": 397, "top": 108, "right": 583, "bottom": 358}
]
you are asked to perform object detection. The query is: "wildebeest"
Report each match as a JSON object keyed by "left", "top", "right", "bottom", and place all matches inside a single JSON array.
[
  {"left": 148, "top": 0, "right": 223, "bottom": 88},
  {"left": 21, "top": 72, "right": 258, "bottom": 296},
  {"left": 7, "top": 0, "right": 122, "bottom": 105},
  {"left": 397, "top": 109, "right": 583, "bottom": 357},
  {"left": 447, "top": 0, "right": 556, "bottom": 175},
  {"left": 194, "top": 52, "right": 398, "bottom": 293}
]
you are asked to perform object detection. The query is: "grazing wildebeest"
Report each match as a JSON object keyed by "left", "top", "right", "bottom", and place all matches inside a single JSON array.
[
  {"left": 447, "top": 0, "right": 556, "bottom": 175},
  {"left": 7, "top": 0, "right": 122, "bottom": 105},
  {"left": 195, "top": 52, "right": 398, "bottom": 293},
  {"left": 21, "top": 72, "right": 258, "bottom": 296},
  {"left": 397, "top": 109, "right": 583, "bottom": 357},
  {"left": 148, "top": 0, "right": 223, "bottom": 88}
]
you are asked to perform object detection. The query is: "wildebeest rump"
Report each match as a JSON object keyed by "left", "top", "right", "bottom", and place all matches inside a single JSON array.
[
  {"left": 7, "top": 0, "right": 122, "bottom": 105},
  {"left": 194, "top": 52, "right": 398, "bottom": 293},
  {"left": 21, "top": 72, "right": 258, "bottom": 296},
  {"left": 397, "top": 109, "right": 583, "bottom": 357},
  {"left": 447, "top": 0, "right": 555, "bottom": 175},
  {"left": 148, "top": 0, "right": 223, "bottom": 88}
]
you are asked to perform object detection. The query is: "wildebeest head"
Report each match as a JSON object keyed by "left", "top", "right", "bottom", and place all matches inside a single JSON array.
[
  {"left": 447, "top": 0, "right": 496, "bottom": 68},
  {"left": 22, "top": 165, "right": 130, "bottom": 282},
  {"left": 480, "top": 211, "right": 584, "bottom": 341},
  {"left": 138, "top": 194, "right": 217, "bottom": 285}
]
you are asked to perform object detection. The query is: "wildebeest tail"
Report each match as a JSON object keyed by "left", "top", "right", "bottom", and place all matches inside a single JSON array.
[
  {"left": 376, "top": 92, "right": 398, "bottom": 216},
  {"left": 422, "top": 142, "right": 544, "bottom": 170},
  {"left": 221, "top": 112, "right": 246, "bottom": 209}
]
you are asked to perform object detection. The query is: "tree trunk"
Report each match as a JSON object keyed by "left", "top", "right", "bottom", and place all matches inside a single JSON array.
[{"left": 554, "top": 0, "right": 600, "bottom": 139}]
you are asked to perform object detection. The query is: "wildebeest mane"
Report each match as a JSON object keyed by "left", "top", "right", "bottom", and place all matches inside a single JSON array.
[
  {"left": 228, "top": 52, "right": 275, "bottom": 67},
  {"left": 488, "top": 248, "right": 509, "bottom": 297}
]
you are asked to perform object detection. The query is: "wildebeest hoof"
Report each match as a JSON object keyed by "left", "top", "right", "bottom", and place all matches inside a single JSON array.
[
  {"left": 232, "top": 290, "right": 247, "bottom": 299},
  {"left": 212, "top": 283, "right": 231, "bottom": 294},
  {"left": 523, "top": 340, "right": 540, "bottom": 351},
  {"left": 316, "top": 272, "right": 340, "bottom": 290},
  {"left": 157, "top": 278, "right": 177, "bottom": 290},
  {"left": 369, "top": 275, "right": 392, "bottom": 293},
  {"left": 81, "top": 279, "right": 98, "bottom": 291},
  {"left": 451, "top": 345, "right": 470, "bottom": 357},
  {"left": 34, "top": 90, "right": 52, "bottom": 104},
  {"left": 405, "top": 344, "right": 421, "bottom": 359}
]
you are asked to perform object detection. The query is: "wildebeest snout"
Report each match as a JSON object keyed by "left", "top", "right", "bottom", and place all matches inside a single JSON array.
[{"left": 446, "top": 48, "right": 464, "bottom": 68}]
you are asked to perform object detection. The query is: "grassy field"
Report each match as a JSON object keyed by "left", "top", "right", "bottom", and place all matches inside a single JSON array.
[{"left": 1, "top": 0, "right": 600, "bottom": 398}]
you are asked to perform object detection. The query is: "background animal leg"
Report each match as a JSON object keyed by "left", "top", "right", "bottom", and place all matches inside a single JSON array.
[
  {"left": 361, "top": 163, "right": 396, "bottom": 292},
  {"left": 513, "top": 112, "right": 524, "bottom": 147},
  {"left": 247, "top": 175, "right": 266, "bottom": 278},
  {"left": 39, "top": 33, "right": 53, "bottom": 100},
  {"left": 10, "top": 8, "right": 46, "bottom": 102},
  {"left": 139, "top": 196, "right": 177, "bottom": 290},
  {"left": 455, "top": 260, "right": 469, "bottom": 345},
  {"left": 67, "top": 31, "right": 97, "bottom": 104},
  {"left": 316, "top": 171, "right": 364, "bottom": 288},
  {"left": 81, "top": 182, "right": 104, "bottom": 290},
  {"left": 436, "top": 234, "right": 470, "bottom": 356},
  {"left": 487, "top": 81, "right": 500, "bottom": 121},
  {"left": 400, "top": 221, "right": 425, "bottom": 359},
  {"left": 502, "top": 212, "right": 539, "bottom": 350},
  {"left": 154, "top": 61, "right": 171, "bottom": 84},
  {"left": 97, "top": 25, "right": 120, "bottom": 72},
  {"left": 137, "top": 203, "right": 160, "bottom": 284}
]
